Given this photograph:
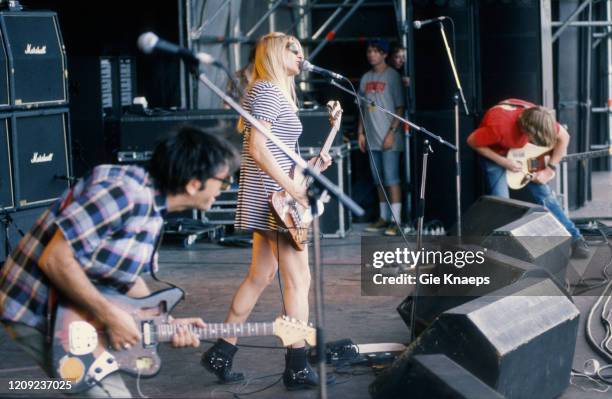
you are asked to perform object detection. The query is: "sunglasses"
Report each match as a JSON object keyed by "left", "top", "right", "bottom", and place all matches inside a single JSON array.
[
  {"left": 210, "top": 176, "right": 233, "bottom": 190},
  {"left": 286, "top": 42, "right": 300, "bottom": 56}
]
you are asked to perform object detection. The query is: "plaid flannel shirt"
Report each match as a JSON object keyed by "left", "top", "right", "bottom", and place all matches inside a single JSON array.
[{"left": 0, "top": 165, "right": 167, "bottom": 333}]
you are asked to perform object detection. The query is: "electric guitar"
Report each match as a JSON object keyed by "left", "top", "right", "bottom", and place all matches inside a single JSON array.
[
  {"left": 505, "top": 143, "right": 553, "bottom": 189},
  {"left": 270, "top": 100, "right": 343, "bottom": 251},
  {"left": 50, "top": 287, "right": 315, "bottom": 393}
]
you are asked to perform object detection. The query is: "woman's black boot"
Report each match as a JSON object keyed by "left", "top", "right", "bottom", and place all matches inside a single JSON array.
[
  {"left": 283, "top": 347, "right": 334, "bottom": 390},
  {"left": 201, "top": 339, "right": 245, "bottom": 383}
]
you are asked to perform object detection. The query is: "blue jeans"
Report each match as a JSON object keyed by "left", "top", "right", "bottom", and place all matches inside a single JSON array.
[
  {"left": 369, "top": 150, "right": 401, "bottom": 186},
  {"left": 480, "top": 158, "right": 581, "bottom": 238}
]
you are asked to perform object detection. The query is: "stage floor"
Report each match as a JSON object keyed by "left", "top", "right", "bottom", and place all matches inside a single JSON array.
[{"left": 0, "top": 171, "right": 610, "bottom": 398}]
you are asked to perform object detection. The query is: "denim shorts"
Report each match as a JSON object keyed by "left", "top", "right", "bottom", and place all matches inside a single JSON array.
[{"left": 368, "top": 150, "right": 401, "bottom": 186}]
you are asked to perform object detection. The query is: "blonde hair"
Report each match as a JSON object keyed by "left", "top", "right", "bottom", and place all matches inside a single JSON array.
[
  {"left": 238, "top": 32, "right": 300, "bottom": 133},
  {"left": 517, "top": 106, "right": 557, "bottom": 147}
]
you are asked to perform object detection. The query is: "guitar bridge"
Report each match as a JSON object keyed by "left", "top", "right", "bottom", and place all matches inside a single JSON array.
[{"left": 86, "top": 351, "right": 119, "bottom": 385}]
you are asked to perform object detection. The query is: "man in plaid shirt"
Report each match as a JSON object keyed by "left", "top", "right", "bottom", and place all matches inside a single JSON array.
[{"left": 0, "top": 126, "right": 238, "bottom": 397}]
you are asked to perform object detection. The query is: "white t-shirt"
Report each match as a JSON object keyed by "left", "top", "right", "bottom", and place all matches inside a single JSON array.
[{"left": 359, "top": 66, "right": 405, "bottom": 151}]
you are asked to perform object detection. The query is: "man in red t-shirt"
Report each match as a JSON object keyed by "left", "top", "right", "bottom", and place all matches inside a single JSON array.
[{"left": 467, "top": 99, "right": 588, "bottom": 258}]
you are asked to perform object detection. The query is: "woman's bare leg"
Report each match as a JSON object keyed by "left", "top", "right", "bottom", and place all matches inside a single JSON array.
[{"left": 223, "top": 229, "right": 278, "bottom": 344}]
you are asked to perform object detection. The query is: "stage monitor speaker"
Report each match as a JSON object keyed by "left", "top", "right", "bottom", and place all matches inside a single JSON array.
[
  {"left": 0, "top": 114, "right": 12, "bottom": 209},
  {"left": 373, "top": 277, "right": 580, "bottom": 399},
  {"left": 397, "top": 248, "right": 554, "bottom": 334},
  {"left": 11, "top": 109, "right": 71, "bottom": 209},
  {"left": 393, "top": 354, "right": 504, "bottom": 399},
  {"left": 459, "top": 195, "right": 545, "bottom": 239},
  {"left": 483, "top": 211, "right": 571, "bottom": 286},
  {"left": 0, "top": 11, "right": 67, "bottom": 108}
]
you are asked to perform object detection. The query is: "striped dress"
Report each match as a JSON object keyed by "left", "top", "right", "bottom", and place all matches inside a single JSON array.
[{"left": 235, "top": 80, "right": 303, "bottom": 231}]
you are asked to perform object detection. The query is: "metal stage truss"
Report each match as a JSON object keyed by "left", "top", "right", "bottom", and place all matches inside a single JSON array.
[{"left": 181, "top": 0, "right": 612, "bottom": 218}]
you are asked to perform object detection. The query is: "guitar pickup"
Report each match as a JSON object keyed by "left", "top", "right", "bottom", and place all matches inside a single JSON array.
[{"left": 141, "top": 321, "right": 156, "bottom": 348}]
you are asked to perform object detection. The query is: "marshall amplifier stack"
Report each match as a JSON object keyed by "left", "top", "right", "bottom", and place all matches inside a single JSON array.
[{"left": 0, "top": 9, "right": 71, "bottom": 262}]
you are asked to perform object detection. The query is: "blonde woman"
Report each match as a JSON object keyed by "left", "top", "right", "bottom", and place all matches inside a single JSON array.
[{"left": 202, "top": 33, "right": 332, "bottom": 390}]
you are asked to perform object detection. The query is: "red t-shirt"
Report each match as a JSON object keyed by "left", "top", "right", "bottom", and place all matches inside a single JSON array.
[{"left": 468, "top": 99, "right": 559, "bottom": 155}]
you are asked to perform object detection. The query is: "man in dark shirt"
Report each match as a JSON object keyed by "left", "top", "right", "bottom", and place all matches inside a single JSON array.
[{"left": 0, "top": 126, "right": 238, "bottom": 396}]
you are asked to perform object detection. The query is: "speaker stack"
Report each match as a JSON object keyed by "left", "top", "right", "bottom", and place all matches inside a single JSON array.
[
  {"left": 0, "top": 9, "right": 70, "bottom": 262},
  {"left": 381, "top": 196, "right": 580, "bottom": 399}
]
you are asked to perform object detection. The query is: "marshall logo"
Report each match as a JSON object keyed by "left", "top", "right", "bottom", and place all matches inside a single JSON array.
[
  {"left": 31, "top": 152, "right": 53, "bottom": 163},
  {"left": 25, "top": 44, "right": 47, "bottom": 55}
]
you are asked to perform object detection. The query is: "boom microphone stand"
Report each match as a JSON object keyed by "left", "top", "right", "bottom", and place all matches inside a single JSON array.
[
  {"left": 437, "top": 19, "right": 469, "bottom": 237},
  {"left": 139, "top": 33, "right": 365, "bottom": 398},
  {"left": 327, "top": 78, "right": 455, "bottom": 341},
  {"left": 194, "top": 68, "right": 363, "bottom": 399}
]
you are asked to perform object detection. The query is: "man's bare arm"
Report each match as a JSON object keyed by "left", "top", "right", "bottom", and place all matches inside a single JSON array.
[
  {"left": 549, "top": 126, "right": 570, "bottom": 166},
  {"left": 38, "top": 229, "right": 140, "bottom": 350}
]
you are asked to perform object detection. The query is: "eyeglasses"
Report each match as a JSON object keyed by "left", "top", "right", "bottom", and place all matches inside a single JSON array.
[{"left": 210, "top": 176, "right": 233, "bottom": 190}]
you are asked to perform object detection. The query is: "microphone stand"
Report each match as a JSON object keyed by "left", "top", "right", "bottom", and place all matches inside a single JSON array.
[
  {"left": 438, "top": 20, "right": 469, "bottom": 237},
  {"left": 328, "top": 78, "right": 454, "bottom": 342},
  {"left": 193, "top": 68, "right": 364, "bottom": 399}
]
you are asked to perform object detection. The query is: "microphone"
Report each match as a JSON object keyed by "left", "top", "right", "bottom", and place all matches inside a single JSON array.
[
  {"left": 413, "top": 16, "right": 447, "bottom": 29},
  {"left": 137, "top": 32, "right": 216, "bottom": 66},
  {"left": 300, "top": 60, "right": 344, "bottom": 80}
]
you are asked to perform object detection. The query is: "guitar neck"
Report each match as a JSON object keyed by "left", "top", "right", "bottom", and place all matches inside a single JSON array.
[
  {"left": 155, "top": 322, "right": 276, "bottom": 342},
  {"left": 302, "top": 124, "right": 340, "bottom": 187}
]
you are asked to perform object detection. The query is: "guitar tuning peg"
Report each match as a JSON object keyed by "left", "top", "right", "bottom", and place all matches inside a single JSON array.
[{"left": 291, "top": 317, "right": 296, "bottom": 323}]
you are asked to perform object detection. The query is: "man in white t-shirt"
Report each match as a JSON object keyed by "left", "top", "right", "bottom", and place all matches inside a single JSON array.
[{"left": 357, "top": 39, "right": 405, "bottom": 236}]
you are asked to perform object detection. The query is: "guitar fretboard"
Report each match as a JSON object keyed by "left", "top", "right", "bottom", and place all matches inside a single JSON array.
[{"left": 155, "top": 322, "right": 276, "bottom": 342}]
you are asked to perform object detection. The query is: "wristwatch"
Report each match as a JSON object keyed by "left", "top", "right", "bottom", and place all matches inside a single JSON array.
[{"left": 548, "top": 163, "right": 557, "bottom": 172}]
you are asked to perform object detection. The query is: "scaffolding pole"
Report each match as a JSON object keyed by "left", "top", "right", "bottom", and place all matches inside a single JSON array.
[
  {"left": 312, "top": 0, "right": 352, "bottom": 39},
  {"left": 285, "top": 0, "right": 318, "bottom": 35},
  {"left": 552, "top": 0, "right": 592, "bottom": 42},
  {"left": 309, "top": 0, "right": 367, "bottom": 60},
  {"left": 245, "top": 0, "right": 286, "bottom": 38}
]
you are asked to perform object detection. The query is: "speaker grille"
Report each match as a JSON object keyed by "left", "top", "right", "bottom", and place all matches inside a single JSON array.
[
  {"left": 1, "top": 12, "right": 67, "bottom": 107},
  {"left": 12, "top": 110, "right": 70, "bottom": 208}
]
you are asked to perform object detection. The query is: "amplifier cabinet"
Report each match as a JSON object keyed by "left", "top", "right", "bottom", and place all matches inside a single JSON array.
[
  {"left": 298, "top": 109, "right": 343, "bottom": 148},
  {"left": 117, "top": 110, "right": 239, "bottom": 152},
  {"left": 11, "top": 108, "right": 71, "bottom": 209},
  {"left": 0, "top": 113, "right": 12, "bottom": 209},
  {"left": 301, "top": 143, "right": 352, "bottom": 238},
  {"left": 0, "top": 11, "right": 68, "bottom": 108}
]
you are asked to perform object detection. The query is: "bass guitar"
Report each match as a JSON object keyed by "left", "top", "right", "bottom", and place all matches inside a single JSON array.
[
  {"left": 270, "top": 100, "right": 343, "bottom": 250},
  {"left": 50, "top": 287, "right": 315, "bottom": 393}
]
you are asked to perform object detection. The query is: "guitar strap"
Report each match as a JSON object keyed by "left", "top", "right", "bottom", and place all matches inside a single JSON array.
[{"left": 498, "top": 99, "right": 531, "bottom": 109}]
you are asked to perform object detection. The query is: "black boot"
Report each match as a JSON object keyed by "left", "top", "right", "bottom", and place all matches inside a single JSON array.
[
  {"left": 201, "top": 339, "right": 245, "bottom": 383},
  {"left": 282, "top": 347, "right": 335, "bottom": 390}
]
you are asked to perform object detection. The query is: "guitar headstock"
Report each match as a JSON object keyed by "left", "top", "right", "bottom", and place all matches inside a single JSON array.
[
  {"left": 326, "top": 100, "right": 343, "bottom": 128},
  {"left": 274, "top": 316, "right": 316, "bottom": 346}
]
